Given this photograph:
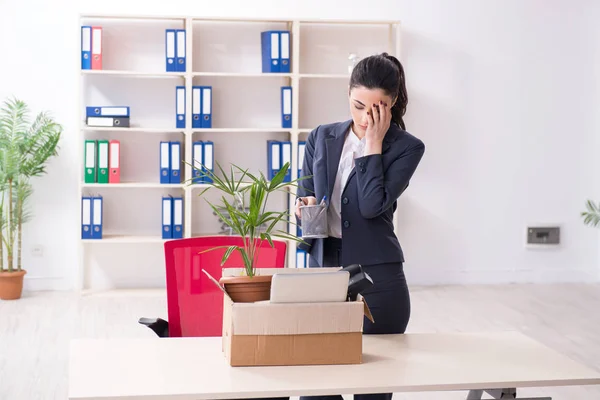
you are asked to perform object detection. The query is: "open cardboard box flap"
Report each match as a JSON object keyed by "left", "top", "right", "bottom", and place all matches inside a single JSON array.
[{"left": 201, "top": 268, "right": 374, "bottom": 323}]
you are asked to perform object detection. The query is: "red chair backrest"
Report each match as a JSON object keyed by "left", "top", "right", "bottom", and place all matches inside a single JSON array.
[{"left": 163, "top": 236, "right": 286, "bottom": 337}]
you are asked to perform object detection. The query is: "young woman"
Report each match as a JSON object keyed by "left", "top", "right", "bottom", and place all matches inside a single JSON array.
[{"left": 295, "top": 52, "right": 425, "bottom": 400}]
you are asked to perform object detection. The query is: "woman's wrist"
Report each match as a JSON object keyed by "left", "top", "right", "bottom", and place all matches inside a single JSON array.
[{"left": 364, "top": 139, "right": 383, "bottom": 155}]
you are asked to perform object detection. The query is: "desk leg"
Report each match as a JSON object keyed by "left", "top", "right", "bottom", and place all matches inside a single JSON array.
[
  {"left": 466, "top": 389, "right": 484, "bottom": 399},
  {"left": 465, "top": 388, "right": 551, "bottom": 400}
]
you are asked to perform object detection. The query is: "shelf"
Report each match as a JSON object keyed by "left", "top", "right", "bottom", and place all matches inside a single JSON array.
[
  {"left": 299, "top": 78, "right": 350, "bottom": 129},
  {"left": 84, "top": 127, "right": 296, "bottom": 134},
  {"left": 299, "top": 74, "right": 350, "bottom": 79},
  {"left": 189, "top": 182, "right": 253, "bottom": 190},
  {"left": 298, "top": 19, "right": 400, "bottom": 25},
  {"left": 82, "top": 127, "right": 184, "bottom": 133},
  {"left": 191, "top": 75, "right": 291, "bottom": 129},
  {"left": 192, "top": 72, "right": 293, "bottom": 78},
  {"left": 299, "top": 21, "right": 396, "bottom": 76},
  {"left": 82, "top": 71, "right": 350, "bottom": 80},
  {"left": 80, "top": 14, "right": 187, "bottom": 22},
  {"left": 82, "top": 233, "right": 297, "bottom": 245},
  {"left": 81, "top": 70, "right": 185, "bottom": 78},
  {"left": 192, "top": 128, "right": 291, "bottom": 133},
  {"left": 191, "top": 73, "right": 351, "bottom": 79},
  {"left": 82, "top": 235, "right": 167, "bottom": 244},
  {"left": 80, "top": 14, "right": 399, "bottom": 25},
  {"left": 78, "top": 14, "right": 401, "bottom": 290},
  {"left": 81, "top": 183, "right": 185, "bottom": 189}
]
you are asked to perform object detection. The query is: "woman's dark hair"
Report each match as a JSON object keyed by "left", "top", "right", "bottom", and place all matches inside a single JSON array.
[{"left": 349, "top": 52, "right": 407, "bottom": 130}]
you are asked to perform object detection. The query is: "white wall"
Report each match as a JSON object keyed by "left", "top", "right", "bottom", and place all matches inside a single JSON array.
[{"left": 1, "top": 0, "right": 599, "bottom": 291}]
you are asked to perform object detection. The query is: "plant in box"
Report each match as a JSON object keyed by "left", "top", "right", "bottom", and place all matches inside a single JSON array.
[
  {"left": 191, "top": 160, "right": 308, "bottom": 303},
  {"left": 0, "top": 97, "right": 62, "bottom": 300}
]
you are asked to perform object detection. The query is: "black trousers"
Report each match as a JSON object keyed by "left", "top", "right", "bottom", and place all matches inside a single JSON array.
[
  {"left": 256, "top": 238, "right": 411, "bottom": 400},
  {"left": 297, "top": 237, "right": 411, "bottom": 400}
]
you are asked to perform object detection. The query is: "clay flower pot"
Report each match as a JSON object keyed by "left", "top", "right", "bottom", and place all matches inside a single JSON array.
[
  {"left": 0, "top": 270, "right": 27, "bottom": 300},
  {"left": 219, "top": 274, "right": 273, "bottom": 303}
]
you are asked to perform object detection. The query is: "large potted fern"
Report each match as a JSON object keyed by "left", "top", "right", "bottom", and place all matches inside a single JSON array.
[
  {"left": 192, "top": 161, "right": 306, "bottom": 303},
  {"left": 0, "top": 97, "right": 62, "bottom": 300}
]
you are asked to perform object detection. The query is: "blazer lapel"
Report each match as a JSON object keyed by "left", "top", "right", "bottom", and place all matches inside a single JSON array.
[{"left": 325, "top": 120, "right": 352, "bottom": 202}]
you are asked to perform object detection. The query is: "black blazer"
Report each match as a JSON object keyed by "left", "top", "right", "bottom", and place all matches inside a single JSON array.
[{"left": 296, "top": 119, "right": 425, "bottom": 268}]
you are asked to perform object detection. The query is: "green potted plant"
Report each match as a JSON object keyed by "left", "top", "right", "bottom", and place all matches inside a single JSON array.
[
  {"left": 191, "top": 160, "right": 307, "bottom": 303},
  {"left": 0, "top": 97, "right": 62, "bottom": 300}
]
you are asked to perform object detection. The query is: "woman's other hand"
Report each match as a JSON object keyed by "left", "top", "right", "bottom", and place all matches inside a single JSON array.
[{"left": 295, "top": 196, "right": 317, "bottom": 219}]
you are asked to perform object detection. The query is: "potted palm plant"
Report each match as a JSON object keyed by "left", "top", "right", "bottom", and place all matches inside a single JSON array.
[
  {"left": 0, "top": 97, "right": 62, "bottom": 300},
  {"left": 192, "top": 160, "right": 307, "bottom": 303}
]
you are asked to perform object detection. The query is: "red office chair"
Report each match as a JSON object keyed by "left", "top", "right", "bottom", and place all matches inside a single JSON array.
[{"left": 139, "top": 236, "right": 287, "bottom": 338}]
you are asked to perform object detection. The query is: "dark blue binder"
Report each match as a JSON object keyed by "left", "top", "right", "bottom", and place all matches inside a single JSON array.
[
  {"left": 162, "top": 196, "right": 173, "bottom": 239},
  {"left": 192, "top": 86, "right": 202, "bottom": 128},
  {"left": 166, "top": 29, "right": 176, "bottom": 72},
  {"left": 261, "top": 31, "right": 280, "bottom": 73},
  {"left": 279, "top": 31, "right": 290, "bottom": 73},
  {"left": 200, "top": 86, "right": 212, "bottom": 128},
  {"left": 85, "top": 106, "right": 130, "bottom": 118},
  {"left": 91, "top": 195, "right": 103, "bottom": 239},
  {"left": 81, "top": 196, "right": 93, "bottom": 239},
  {"left": 281, "top": 86, "right": 292, "bottom": 128},
  {"left": 160, "top": 141, "right": 170, "bottom": 184},
  {"left": 176, "top": 29, "right": 186, "bottom": 72},
  {"left": 172, "top": 196, "right": 184, "bottom": 239},
  {"left": 176, "top": 86, "right": 185, "bottom": 129}
]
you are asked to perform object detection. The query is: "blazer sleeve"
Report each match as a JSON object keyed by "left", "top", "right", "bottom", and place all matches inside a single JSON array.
[{"left": 354, "top": 139, "right": 425, "bottom": 219}]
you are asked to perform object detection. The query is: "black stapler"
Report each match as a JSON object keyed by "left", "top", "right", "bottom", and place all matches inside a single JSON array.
[{"left": 340, "top": 263, "right": 373, "bottom": 301}]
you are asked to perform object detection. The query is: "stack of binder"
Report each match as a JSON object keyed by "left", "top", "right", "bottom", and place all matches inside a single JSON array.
[
  {"left": 162, "top": 195, "right": 184, "bottom": 239},
  {"left": 86, "top": 106, "right": 131, "bottom": 128},
  {"left": 84, "top": 139, "right": 121, "bottom": 184},
  {"left": 176, "top": 86, "right": 213, "bottom": 129},
  {"left": 81, "top": 195, "right": 103, "bottom": 239},
  {"left": 165, "top": 29, "right": 186, "bottom": 72},
  {"left": 192, "top": 86, "right": 213, "bottom": 128},
  {"left": 192, "top": 140, "right": 215, "bottom": 184},
  {"left": 81, "top": 26, "right": 102, "bottom": 70},
  {"left": 267, "top": 140, "right": 292, "bottom": 182},
  {"left": 261, "top": 30, "right": 291, "bottom": 73},
  {"left": 160, "top": 141, "right": 182, "bottom": 184}
]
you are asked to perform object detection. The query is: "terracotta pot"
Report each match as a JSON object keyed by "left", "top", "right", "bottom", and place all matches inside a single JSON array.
[
  {"left": 0, "top": 270, "right": 26, "bottom": 300},
  {"left": 219, "top": 274, "right": 273, "bottom": 303}
]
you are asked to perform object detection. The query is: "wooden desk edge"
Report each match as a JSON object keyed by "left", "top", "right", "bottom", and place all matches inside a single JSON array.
[{"left": 68, "top": 376, "right": 600, "bottom": 400}]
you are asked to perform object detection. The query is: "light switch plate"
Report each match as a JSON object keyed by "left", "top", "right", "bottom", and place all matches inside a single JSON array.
[{"left": 527, "top": 226, "right": 560, "bottom": 245}]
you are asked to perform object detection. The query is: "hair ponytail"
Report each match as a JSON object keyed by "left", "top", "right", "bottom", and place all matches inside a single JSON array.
[
  {"left": 349, "top": 52, "right": 408, "bottom": 130},
  {"left": 382, "top": 53, "right": 407, "bottom": 130}
]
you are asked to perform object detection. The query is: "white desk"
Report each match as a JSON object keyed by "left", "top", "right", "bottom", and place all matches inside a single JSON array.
[{"left": 68, "top": 331, "right": 600, "bottom": 400}]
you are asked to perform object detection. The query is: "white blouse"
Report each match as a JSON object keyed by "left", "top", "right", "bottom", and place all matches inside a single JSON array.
[{"left": 327, "top": 127, "right": 365, "bottom": 238}]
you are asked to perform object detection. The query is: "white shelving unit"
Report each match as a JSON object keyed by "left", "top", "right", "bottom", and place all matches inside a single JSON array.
[{"left": 78, "top": 14, "right": 401, "bottom": 291}]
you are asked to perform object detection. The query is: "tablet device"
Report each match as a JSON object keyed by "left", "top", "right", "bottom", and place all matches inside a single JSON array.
[{"left": 269, "top": 271, "right": 350, "bottom": 303}]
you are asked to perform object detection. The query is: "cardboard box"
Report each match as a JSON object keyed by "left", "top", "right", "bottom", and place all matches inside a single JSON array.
[{"left": 205, "top": 268, "right": 373, "bottom": 367}]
